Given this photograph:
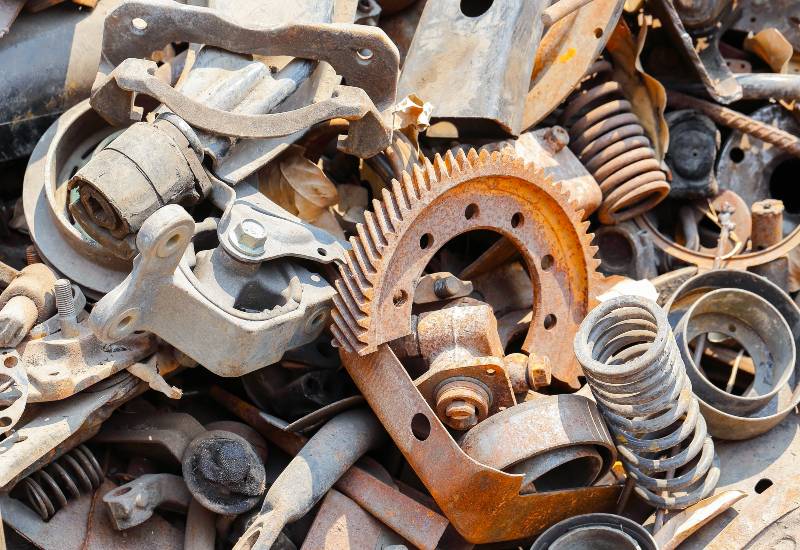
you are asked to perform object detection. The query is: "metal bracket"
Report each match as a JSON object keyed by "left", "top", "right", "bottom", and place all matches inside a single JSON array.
[{"left": 89, "top": 205, "right": 337, "bottom": 377}]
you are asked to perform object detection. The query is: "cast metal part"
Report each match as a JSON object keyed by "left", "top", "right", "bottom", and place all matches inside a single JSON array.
[
  {"left": 23, "top": 99, "right": 133, "bottom": 295},
  {"left": 731, "top": 0, "right": 800, "bottom": 51},
  {"left": 331, "top": 148, "right": 601, "bottom": 389},
  {"left": 530, "top": 513, "right": 658, "bottom": 550},
  {"left": 750, "top": 199, "right": 789, "bottom": 288},
  {"left": 665, "top": 110, "right": 720, "bottom": 199},
  {"left": 574, "top": 296, "right": 719, "bottom": 510},
  {"left": 664, "top": 269, "right": 800, "bottom": 440},
  {"left": 675, "top": 289, "right": 796, "bottom": 438},
  {"left": 103, "top": 473, "right": 190, "bottom": 530},
  {"left": 594, "top": 221, "right": 658, "bottom": 280},
  {"left": 233, "top": 408, "right": 385, "bottom": 550},
  {"left": 561, "top": 60, "right": 670, "bottom": 224},
  {"left": 397, "top": 0, "right": 548, "bottom": 136},
  {"left": 88, "top": 204, "right": 339, "bottom": 377},
  {"left": 91, "top": 0, "right": 398, "bottom": 159},
  {"left": 459, "top": 395, "right": 616, "bottom": 494},
  {"left": 18, "top": 444, "right": 104, "bottom": 521},
  {"left": 182, "top": 430, "right": 267, "bottom": 515},
  {"left": 341, "top": 344, "right": 623, "bottom": 544},
  {"left": 0, "top": 350, "right": 27, "bottom": 435}
]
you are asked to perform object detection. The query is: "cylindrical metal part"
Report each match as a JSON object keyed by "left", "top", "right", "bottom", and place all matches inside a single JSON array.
[
  {"left": 530, "top": 513, "right": 657, "bottom": 550},
  {"left": 54, "top": 279, "right": 79, "bottom": 338},
  {"left": 750, "top": 199, "right": 789, "bottom": 287}
]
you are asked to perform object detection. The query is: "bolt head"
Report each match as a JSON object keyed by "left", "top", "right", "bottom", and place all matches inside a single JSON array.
[{"left": 232, "top": 219, "right": 267, "bottom": 255}]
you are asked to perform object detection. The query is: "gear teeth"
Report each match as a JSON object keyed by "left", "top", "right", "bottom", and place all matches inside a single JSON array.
[{"left": 331, "top": 147, "right": 600, "bottom": 355}]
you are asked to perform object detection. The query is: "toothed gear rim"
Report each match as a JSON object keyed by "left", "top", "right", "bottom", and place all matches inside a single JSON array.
[{"left": 331, "top": 148, "right": 601, "bottom": 387}]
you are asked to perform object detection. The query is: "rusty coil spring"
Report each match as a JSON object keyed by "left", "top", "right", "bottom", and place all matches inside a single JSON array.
[
  {"left": 573, "top": 296, "right": 719, "bottom": 509},
  {"left": 20, "top": 445, "right": 104, "bottom": 520},
  {"left": 561, "top": 60, "right": 670, "bottom": 224}
]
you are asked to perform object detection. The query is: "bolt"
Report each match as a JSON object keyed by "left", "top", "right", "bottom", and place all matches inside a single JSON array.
[
  {"left": 54, "top": 279, "right": 79, "bottom": 338},
  {"left": 433, "top": 276, "right": 460, "bottom": 299},
  {"left": 434, "top": 379, "right": 490, "bottom": 430},
  {"left": 526, "top": 354, "right": 552, "bottom": 390},
  {"left": 25, "top": 246, "right": 40, "bottom": 265},
  {"left": 542, "top": 126, "right": 570, "bottom": 154},
  {"left": 232, "top": 219, "right": 267, "bottom": 256}
]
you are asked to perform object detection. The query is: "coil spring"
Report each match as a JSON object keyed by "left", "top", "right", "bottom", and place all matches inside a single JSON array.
[
  {"left": 560, "top": 60, "right": 670, "bottom": 225},
  {"left": 573, "top": 296, "right": 719, "bottom": 509},
  {"left": 20, "top": 445, "right": 104, "bottom": 520}
]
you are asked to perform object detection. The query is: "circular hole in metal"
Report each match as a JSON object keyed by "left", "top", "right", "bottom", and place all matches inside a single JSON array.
[
  {"left": 116, "top": 315, "right": 134, "bottom": 333},
  {"left": 317, "top": 247, "right": 327, "bottom": 256},
  {"left": 596, "top": 232, "right": 633, "bottom": 271},
  {"left": 131, "top": 17, "right": 148, "bottom": 33},
  {"left": 511, "top": 212, "right": 524, "bottom": 228},
  {"left": 393, "top": 289, "right": 408, "bottom": 307},
  {"left": 163, "top": 233, "right": 181, "bottom": 253},
  {"left": 0, "top": 417, "right": 11, "bottom": 428},
  {"left": 465, "top": 203, "right": 479, "bottom": 219},
  {"left": 729, "top": 147, "right": 745, "bottom": 163},
  {"left": 460, "top": 0, "right": 493, "bottom": 17},
  {"left": 3, "top": 356, "right": 17, "bottom": 369},
  {"left": 541, "top": 254, "right": 554, "bottom": 271},
  {"left": 755, "top": 478, "right": 773, "bottom": 494},
  {"left": 594, "top": 27, "right": 603, "bottom": 39},
  {"left": 356, "top": 48, "right": 373, "bottom": 61},
  {"left": 419, "top": 233, "right": 434, "bottom": 250},
  {"left": 544, "top": 314, "right": 557, "bottom": 330},
  {"left": 50, "top": 371, "right": 60, "bottom": 377},
  {"left": 411, "top": 413, "right": 431, "bottom": 441},
  {"left": 115, "top": 486, "right": 133, "bottom": 496},
  {"left": 728, "top": 324, "right": 736, "bottom": 333}
]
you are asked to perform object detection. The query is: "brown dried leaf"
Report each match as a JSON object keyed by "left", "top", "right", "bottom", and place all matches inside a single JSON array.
[
  {"left": 606, "top": 19, "right": 669, "bottom": 160},
  {"left": 744, "top": 28, "right": 794, "bottom": 73}
]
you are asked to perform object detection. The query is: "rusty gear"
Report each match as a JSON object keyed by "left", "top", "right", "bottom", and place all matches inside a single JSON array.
[{"left": 331, "top": 148, "right": 601, "bottom": 387}]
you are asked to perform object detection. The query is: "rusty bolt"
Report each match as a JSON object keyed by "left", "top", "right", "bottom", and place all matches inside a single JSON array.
[
  {"left": 232, "top": 218, "right": 267, "bottom": 256},
  {"left": 542, "top": 126, "right": 570, "bottom": 154},
  {"left": 526, "top": 354, "right": 552, "bottom": 390},
  {"left": 434, "top": 379, "right": 490, "bottom": 430}
]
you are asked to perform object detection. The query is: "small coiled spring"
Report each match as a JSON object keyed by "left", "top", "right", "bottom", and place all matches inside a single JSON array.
[
  {"left": 573, "top": 296, "right": 719, "bottom": 509},
  {"left": 561, "top": 60, "right": 670, "bottom": 225},
  {"left": 19, "top": 445, "right": 104, "bottom": 520}
]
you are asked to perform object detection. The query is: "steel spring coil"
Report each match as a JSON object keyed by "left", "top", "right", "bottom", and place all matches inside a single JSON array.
[
  {"left": 573, "top": 296, "right": 719, "bottom": 509},
  {"left": 19, "top": 444, "right": 104, "bottom": 520},
  {"left": 560, "top": 60, "right": 670, "bottom": 225}
]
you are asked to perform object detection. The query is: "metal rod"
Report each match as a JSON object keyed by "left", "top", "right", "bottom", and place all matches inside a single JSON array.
[{"left": 542, "top": 0, "right": 597, "bottom": 27}]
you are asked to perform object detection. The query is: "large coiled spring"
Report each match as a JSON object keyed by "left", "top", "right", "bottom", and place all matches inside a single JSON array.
[
  {"left": 573, "top": 296, "right": 719, "bottom": 509},
  {"left": 19, "top": 445, "right": 104, "bottom": 520},
  {"left": 560, "top": 60, "right": 670, "bottom": 225}
]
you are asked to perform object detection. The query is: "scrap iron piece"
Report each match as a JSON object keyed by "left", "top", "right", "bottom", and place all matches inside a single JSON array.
[
  {"left": 594, "top": 221, "right": 658, "bottom": 280},
  {"left": 0, "top": 372, "right": 144, "bottom": 490},
  {"left": 530, "top": 513, "right": 658, "bottom": 550},
  {"left": 523, "top": 0, "right": 625, "bottom": 129},
  {"left": 89, "top": 204, "right": 338, "bottom": 377},
  {"left": 17, "top": 444, "right": 104, "bottom": 521},
  {"left": 397, "top": 0, "right": 549, "bottom": 136},
  {"left": 210, "top": 386, "right": 449, "bottom": 550},
  {"left": 233, "top": 408, "right": 386, "bottom": 549},
  {"left": 575, "top": 296, "right": 720, "bottom": 510},
  {"left": 665, "top": 110, "right": 720, "bottom": 200},
  {"left": 23, "top": 100, "right": 133, "bottom": 295},
  {"left": 331, "top": 149, "right": 602, "bottom": 389},
  {"left": 0, "top": 351, "right": 27, "bottom": 435},
  {"left": 653, "top": 490, "right": 746, "bottom": 550},
  {"left": 649, "top": 0, "right": 741, "bottom": 103},
  {"left": 0, "top": 263, "right": 57, "bottom": 347},
  {"left": 560, "top": 60, "right": 670, "bottom": 224},
  {"left": 664, "top": 269, "right": 800, "bottom": 440},
  {"left": 749, "top": 199, "right": 789, "bottom": 288},
  {"left": 103, "top": 473, "right": 191, "bottom": 530},
  {"left": 182, "top": 430, "right": 266, "bottom": 515},
  {"left": 459, "top": 395, "right": 616, "bottom": 494},
  {"left": 92, "top": 0, "right": 399, "bottom": 158}
]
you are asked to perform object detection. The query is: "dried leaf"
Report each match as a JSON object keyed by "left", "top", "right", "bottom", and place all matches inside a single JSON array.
[
  {"left": 606, "top": 19, "right": 669, "bottom": 160},
  {"left": 624, "top": 0, "right": 644, "bottom": 12},
  {"left": 393, "top": 94, "right": 432, "bottom": 133},
  {"left": 744, "top": 28, "right": 794, "bottom": 73},
  {"left": 257, "top": 147, "right": 346, "bottom": 240}
]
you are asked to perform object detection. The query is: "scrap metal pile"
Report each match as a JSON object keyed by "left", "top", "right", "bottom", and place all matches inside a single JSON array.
[{"left": 2, "top": 0, "right": 800, "bottom": 548}]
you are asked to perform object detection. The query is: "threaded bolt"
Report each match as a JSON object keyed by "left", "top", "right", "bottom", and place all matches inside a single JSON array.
[
  {"left": 434, "top": 379, "right": 490, "bottom": 430},
  {"left": 54, "top": 279, "right": 79, "bottom": 338},
  {"left": 25, "top": 246, "right": 40, "bottom": 265}
]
